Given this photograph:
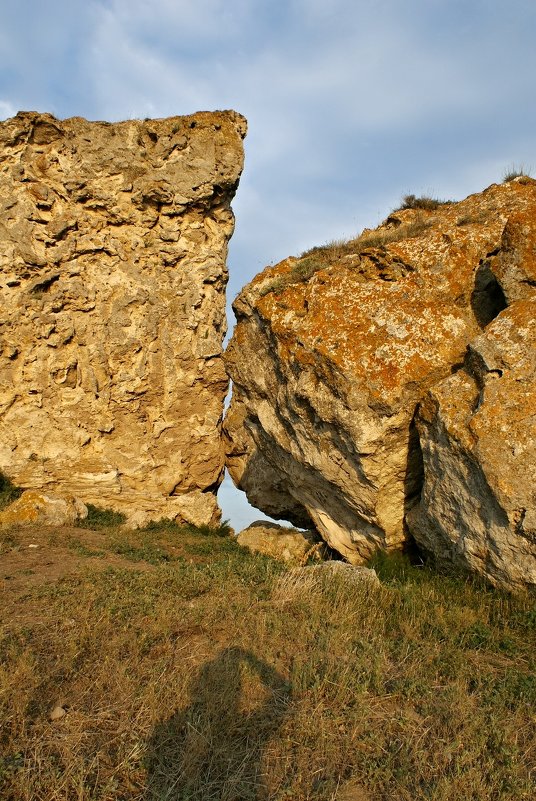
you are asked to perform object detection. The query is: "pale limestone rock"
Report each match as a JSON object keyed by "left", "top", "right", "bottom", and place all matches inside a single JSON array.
[
  {"left": 407, "top": 296, "right": 536, "bottom": 591},
  {"left": 237, "top": 520, "right": 325, "bottom": 563},
  {"left": 494, "top": 189, "right": 536, "bottom": 302},
  {"left": 224, "top": 398, "right": 313, "bottom": 528},
  {"left": 304, "top": 561, "right": 380, "bottom": 587},
  {"left": 224, "top": 180, "right": 536, "bottom": 568},
  {"left": 49, "top": 704, "right": 67, "bottom": 722},
  {"left": 0, "top": 489, "right": 87, "bottom": 527},
  {"left": 0, "top": 111, "right": 246, "bottom": 526}
]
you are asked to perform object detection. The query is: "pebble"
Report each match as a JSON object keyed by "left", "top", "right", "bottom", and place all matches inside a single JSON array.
[{"left": 49, "top": 705, "right": 67, "bottom": 721}]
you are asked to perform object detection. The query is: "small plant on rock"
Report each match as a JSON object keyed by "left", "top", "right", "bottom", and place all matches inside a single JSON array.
[
  {"left": 503, "top": 164, "right": 532, "bottom": 182},
  {"left": 396, "top": 193, "right": 453, "bottom": 211}
]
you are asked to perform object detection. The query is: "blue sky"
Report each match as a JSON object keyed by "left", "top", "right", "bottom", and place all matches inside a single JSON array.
[{"left": 1, "top": 0, "right": 535, "bottom": 529}]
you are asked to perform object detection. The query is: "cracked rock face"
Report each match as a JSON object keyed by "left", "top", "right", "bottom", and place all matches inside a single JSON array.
[
  {"left": 224, "top": 179, "right": 536, "bottom": 588},
  {"left": 407, "top": 208, "right": 536, "bottom": 591},
  {"left": 0, "top": 110, "right": 246, "bottom": 526}
]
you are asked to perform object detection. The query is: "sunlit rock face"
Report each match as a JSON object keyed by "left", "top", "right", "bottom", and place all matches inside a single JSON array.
[
  {"left": 407, "top": 195, "right": 536, "bottom": 592},
  {"left": 224, "top": 178, "right": 536, "bottom": 589},
  {"left": 0, "top": 110, "right": 246, "bottom": 526}
]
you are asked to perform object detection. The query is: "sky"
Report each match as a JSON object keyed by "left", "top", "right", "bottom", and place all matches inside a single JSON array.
[{"left": 1, "top": 0, "right": 535, "bottom": 530}]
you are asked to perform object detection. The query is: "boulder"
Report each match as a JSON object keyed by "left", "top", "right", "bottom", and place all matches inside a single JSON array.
[
  {"left": 224, "top": 179, "right": 536, "bottom": 587},
  {"left": 407, "top": 295, "right": 536, "bottom": 591},
  {"left": 0, "top": 111, "right": 246, "bottom": 526},
  {"left": 304, "top": 560, "right": 380, "bottom": 588},
  {"left": 237, "top": 521, "right": 325, "bottom": 563},
  {"left": 0, "top": 490, "right": 87, "bottom": 527}
]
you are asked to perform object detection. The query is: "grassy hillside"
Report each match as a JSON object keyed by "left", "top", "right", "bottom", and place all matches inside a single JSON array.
[{"left": 0, "top": 520, "right": 534, "bottom": 800}]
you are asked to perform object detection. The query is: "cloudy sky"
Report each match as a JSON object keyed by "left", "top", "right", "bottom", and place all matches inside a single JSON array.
[{"left": 1, "top": 0, "right": 535, "bottom": 529}]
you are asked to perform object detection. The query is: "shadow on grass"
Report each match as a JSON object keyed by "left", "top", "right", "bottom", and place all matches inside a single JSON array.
[{"left": 144, "top": 647, "right": 290, "bottom": 800}]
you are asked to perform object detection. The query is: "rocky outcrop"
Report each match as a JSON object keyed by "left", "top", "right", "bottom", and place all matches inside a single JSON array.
[
  {"left": 0, "top": 110, "right": 246, "bottom": 526},
  {"left": 237, "top": 521, "right": 325, "bottom": 563},
  {"left": 224, "top": 179, "right": 536, "bottom": 588},
  {"left": 0, "top": 490, "right": 87, "bottom": 528},
  {"left": 407, "top": 266, "right": 536, "bottom": 591}
]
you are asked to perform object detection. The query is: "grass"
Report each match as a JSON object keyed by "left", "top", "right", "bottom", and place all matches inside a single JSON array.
[
  {"left": 78, "top": 503, "right": 127, "bottom": 529},
  {"left": 0, "top": 473, "right": 22, "bottom": 511},
  {"left": 0, "top": 521, "right": 534, "bottom": 800},
  {"left": 503, "top": 165, "right": 532, "bottom": 182},
  {"left": 259, "top": 216, "right": 433, "bottom": 297},
  {"left": 456, "top": 211, "right": 489, "bottom": 226},
  {"left": 395, "top": 194, "right": 453, "bottom": 211}
]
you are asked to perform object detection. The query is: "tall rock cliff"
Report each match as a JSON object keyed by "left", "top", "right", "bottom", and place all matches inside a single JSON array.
[
  {"left": 0, "top": 110, "right": 246, "bottom": 526},
  {"left": 224, "top": 179, "right": 536, "bottom": 590}
]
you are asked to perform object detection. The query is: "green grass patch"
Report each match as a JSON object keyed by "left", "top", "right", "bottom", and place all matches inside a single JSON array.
[
  {"left": 0, "top": 472, "right": 22, "bottom": 510},
  {"left": 396, "top": 193, "right": 454, "bottom": 211},
  {"left": 78, "top": 503, "right": 127, "bottom": 529},
  {"left": 66, "top": 537, "right": 106, "bottom": 558}
]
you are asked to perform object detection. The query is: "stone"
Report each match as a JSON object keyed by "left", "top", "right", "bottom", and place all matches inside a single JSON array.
[
  {"left": 237, "top": 520, "right": 325, "bottom": 563},
  {"left": 224, "top": 180, "right": 536, "bottom": 576},
  {"left": 0, "top": 110, "right": 246, "bottom": 526},
  {"left": 407, "top": 295, "right": 536, "bottom": 591},
  {"left": 0, "top": 490, "right": 87, "bottom": 527},
  {"left": 224, "top": 398, "right": 313, "bottom": 528},
  {"left": 49, "top": 704, "right": 67, "bottom": 721},
  {"left": 305, "top": 560, "right": 380, "bottom": 587}
]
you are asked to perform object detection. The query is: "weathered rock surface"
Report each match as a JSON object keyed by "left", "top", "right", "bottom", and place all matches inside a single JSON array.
[
  {"left": 407, "top": 291, "right": 536, "bottom": 591},
  {"left": 407, "top": 187, "right": 536, "bottom": 590},
  {"left": 0, "top": 490, "right": 87, "bottom": 528},
  {"left": 237, "top": 520, "right": 325, "bottom": 563},
  {"left": 0, "top": 110, "right": 246, "bottom": 526},
  {"left": 224, "top": 179, "right": 536, "bottom": 588},
  {"left": 305, "top": 561, "right": 380, "bottom": 588}
]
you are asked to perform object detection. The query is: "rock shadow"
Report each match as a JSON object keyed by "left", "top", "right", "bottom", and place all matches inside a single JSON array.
[
  {"left": 402, "top": 414, "right": 426, "bottom": 561},
  {"left": 144, "top": 647, "right": 290, "bottom": 800},
  {"left": 471, "top": 257, "right": 507, "bottom": 328}
]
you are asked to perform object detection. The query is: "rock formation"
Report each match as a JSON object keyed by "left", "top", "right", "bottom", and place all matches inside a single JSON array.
[
  {"left": 237, "top": 521, "right": 325, "bottom": 563},
  {"left": 407, "top": 196, "right": 536, "bottom": 592},
  {"left": 0, "top": 110, "right": 246, "bottom": 526},
  {"left": 0, "top": 490, "right": 87, "bottom": 528},
  {"left": 224, "top": 179, "right": 536, "bottom": 589}
]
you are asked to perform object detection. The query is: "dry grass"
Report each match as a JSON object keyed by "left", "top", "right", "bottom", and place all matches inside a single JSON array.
[
  {"left": 0, "top": 524, "right": 534, "bottom": 800},
  {"left": 395, "top": 194, "right": 453, "bottom": 212},
  {"left": 503, "top": 165, "right": 532, "bottom": 182},
  {"left": 259, "top": 216, "right": 433, "bottom": 297}
]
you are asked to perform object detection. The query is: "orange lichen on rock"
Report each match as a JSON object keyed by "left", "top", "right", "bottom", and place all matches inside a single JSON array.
[
  {"left": 408, "top": 295, "right": 536, "bottom": 591},
  {"left": 0, "top": 490, "right": 87, "bottom": 527},
  {"left": 224, "top": 179, "right": 536, "bottom": 587}
]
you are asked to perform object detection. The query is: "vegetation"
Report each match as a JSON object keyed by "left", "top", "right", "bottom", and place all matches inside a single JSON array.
[
  {"left": 0, "top": 473, "right": 22, "bottom": 511},
  {"left": 78, "top": 503, "right": 127, "bottom": 529},
  {"left": 456, "top": 211, "right": 489, "bottom": 226},
  {"left": 260, "top": 216, "right": 433, "bottom": 297},
  {"left": 0, "top": 520, "right": 534, "bottom": 800},
  {"left": 503, "top": 165, "right": 532, "bottom": 182},
  {"left": 395, "top": 194, "right": 453, "bottom": 211}
]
